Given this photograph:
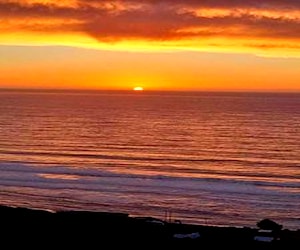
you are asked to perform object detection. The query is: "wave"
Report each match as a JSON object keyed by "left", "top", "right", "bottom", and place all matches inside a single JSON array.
[
  {"left": 0, "top": 157, "right": 299, "bottom": 186},
  {"left": 1, "top": 163, "right": 299, "bottom": 229},
  {"left": 0, "top": 163, "right": 300, "bottom": 228},
  {"left": 0, "top": 162, "right": 299, "bottom": 196},
  {"left": 1, "top": 149, "right": 300, "bottom": 167}
]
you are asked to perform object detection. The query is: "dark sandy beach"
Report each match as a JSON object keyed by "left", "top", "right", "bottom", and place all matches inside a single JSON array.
[{"left": 0, "top": 205, "right": 299, "bottom": 249}]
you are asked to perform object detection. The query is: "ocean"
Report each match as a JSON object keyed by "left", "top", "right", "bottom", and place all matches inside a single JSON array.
[{"left": 0, "top": 90, "right": 299, "bottom": 229}]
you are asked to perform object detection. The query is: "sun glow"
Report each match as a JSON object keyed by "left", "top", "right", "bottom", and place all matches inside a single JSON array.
[{"left": 133, "top": 87, "right": 144, "bottom": 91}]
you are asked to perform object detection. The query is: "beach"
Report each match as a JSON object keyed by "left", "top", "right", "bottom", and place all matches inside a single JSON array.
[{"left": 1, "top": 205, "right": 299, "bottom": 248}]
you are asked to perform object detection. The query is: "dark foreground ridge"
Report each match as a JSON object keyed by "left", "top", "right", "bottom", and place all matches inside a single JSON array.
[{"left": 1, "top": 205, "right": 299, "bottom": 249}]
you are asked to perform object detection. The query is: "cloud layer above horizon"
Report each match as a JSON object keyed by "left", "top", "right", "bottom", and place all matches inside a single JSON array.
[{"left": 1, "top": 0, "right": 300, "bottom": 56}]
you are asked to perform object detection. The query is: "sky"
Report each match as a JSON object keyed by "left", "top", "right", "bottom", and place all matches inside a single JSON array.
[{"left": 1, "top": 0, "right": 300, "bottom": 91}]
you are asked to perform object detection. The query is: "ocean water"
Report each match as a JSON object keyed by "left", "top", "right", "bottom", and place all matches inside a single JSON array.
[{"left": 0, "top": 90, "right": 299, "bottom": 229}]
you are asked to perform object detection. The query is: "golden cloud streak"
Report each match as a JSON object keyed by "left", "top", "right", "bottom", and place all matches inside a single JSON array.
[
  {"left": 186, "top": 7, "right": 300, "bottom": 20},
  {"left": 0, "top": 17, "right": 84, "bottom": 31}
]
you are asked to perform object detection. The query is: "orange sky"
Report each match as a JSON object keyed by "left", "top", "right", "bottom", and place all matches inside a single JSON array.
[{"left": 1, "top": 0, "right": 300, "bottom": 91}]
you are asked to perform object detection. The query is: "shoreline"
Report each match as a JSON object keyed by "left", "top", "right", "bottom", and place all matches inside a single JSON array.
[{"left": 1, "top": 205, "right": 299, "bottom": 248}]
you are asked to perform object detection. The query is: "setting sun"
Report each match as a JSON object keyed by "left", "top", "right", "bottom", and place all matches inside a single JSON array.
[{"left": 133, "top": 87, "right": 144, "bottom": 91}]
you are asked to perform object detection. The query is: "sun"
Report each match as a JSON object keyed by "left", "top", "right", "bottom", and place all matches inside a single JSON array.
[{"left": 133, "top": 86, "right": 144, "bottom": 91}]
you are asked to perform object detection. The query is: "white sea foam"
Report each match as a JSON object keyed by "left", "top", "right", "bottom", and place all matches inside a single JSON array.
[{"left": 0, "top": 163, "right": 299, "bottom": 195}]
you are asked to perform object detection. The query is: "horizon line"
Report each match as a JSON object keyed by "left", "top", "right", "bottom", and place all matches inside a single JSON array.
[{"left": 0, "top": 87, "right": 300, "bottom": 94}]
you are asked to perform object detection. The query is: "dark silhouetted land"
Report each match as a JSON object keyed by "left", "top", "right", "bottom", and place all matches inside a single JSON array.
[{"left": 0, "top": 205, "right": 299, "bottom": 248}]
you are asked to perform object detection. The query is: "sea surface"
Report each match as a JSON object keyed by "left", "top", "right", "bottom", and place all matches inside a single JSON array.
[{"left": 0, "top": 90, "right": 299, "bottom": 229}]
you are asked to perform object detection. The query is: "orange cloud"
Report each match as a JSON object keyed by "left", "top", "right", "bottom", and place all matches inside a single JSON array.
[{"left": 1, "top": 0, "right": 300, "bottom": 56}]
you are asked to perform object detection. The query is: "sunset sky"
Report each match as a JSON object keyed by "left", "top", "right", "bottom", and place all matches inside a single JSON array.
[{"left": 1, "top": 0, "right": 300, "bottom": 91}]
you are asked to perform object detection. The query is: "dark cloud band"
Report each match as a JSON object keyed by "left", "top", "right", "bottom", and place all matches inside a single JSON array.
[{"left": 1, "top": 0, "right": 300, "bottom": 48}]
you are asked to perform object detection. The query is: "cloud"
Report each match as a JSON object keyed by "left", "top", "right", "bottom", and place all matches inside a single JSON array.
[
  {"left": 1, "top": 0, "right": 300, "bottom": 54},
  {"left": 77, "top": 0, "right": 300, "bottom": 10}
]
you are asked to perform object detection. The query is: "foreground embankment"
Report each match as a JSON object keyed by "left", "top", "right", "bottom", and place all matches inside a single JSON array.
[{"left": 0, "top": 205, "right": 299, "bottom": 249}]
